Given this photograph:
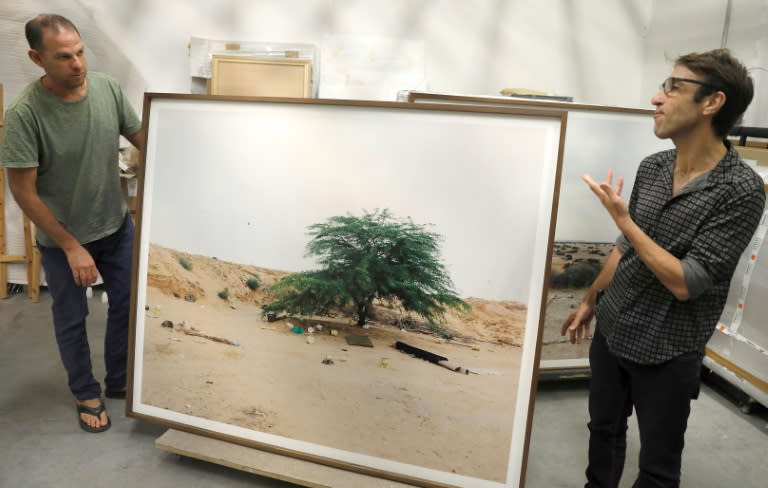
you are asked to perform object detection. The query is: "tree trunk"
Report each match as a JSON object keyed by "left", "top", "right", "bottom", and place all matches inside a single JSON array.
[{"left": 356, "top": 301, "right": 368, "bottom": 326}]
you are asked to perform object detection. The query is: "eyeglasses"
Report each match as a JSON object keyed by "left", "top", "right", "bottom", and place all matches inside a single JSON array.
[{"left": 660, "top": 77, "right": 721, "bottom": 95}]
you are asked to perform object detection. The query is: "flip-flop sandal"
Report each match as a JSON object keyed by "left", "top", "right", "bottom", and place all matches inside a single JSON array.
[{"left": 76, "top": 399, "right": 111, "bottom": 433}]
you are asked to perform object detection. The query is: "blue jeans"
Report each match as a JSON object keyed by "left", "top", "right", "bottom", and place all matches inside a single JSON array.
[
  {"left": 585, "top": 329, "right": 702, "bottom": 488},
  {"left": 39, "top": 215, "right": 134, "bottom": 401}
]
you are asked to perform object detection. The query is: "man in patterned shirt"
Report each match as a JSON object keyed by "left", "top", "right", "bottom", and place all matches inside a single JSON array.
[{"left": 561, "top": 49, "right": 765, "bottom": 488}]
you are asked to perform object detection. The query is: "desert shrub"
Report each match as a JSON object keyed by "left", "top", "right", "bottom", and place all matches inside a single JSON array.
[
  {"left": 218, "top": 288, "right": 229, "bottom": 299},
  {"left": 246, "top": 276, "right": 260, "bottom": 290},
  {"left": 550, "top": 261, "right": 602, "bottom": 288},
  {"left": 178, "top": 256, "right": 192, "bottom": 270}
]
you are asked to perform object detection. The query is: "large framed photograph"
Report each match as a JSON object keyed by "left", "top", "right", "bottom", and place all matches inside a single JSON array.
[
  {"left": 403, "top": 92, "right": 673, "bottom": 373},
  {"left": 128, "top": 94, "right": 565, "bottom": 487}
]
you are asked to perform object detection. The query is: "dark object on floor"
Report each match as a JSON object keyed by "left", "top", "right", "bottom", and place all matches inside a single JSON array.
[
  {"left": 346, "top": 334, "right": 374, "bottom": 347},
  {"left": 395, "top": 341, "right": 447, "bottom": 363},
  {"left": 5, "top": 283, "right": 25, "bottom": 296},
  {"left": 76, "top": 400, "right": 111, "bottom": 433},
  {"left": 395, "top": 341, "right": 473, "bottom": 374}
]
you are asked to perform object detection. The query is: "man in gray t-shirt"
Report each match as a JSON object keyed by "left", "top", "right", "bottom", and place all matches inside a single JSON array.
[{"left": 0, "top": 14, "right": 143, "bottom": 433}]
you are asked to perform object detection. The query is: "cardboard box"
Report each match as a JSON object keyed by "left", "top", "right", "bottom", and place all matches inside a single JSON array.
[
  {"left": 735, "top": 145, "right": 768, "bottom": 167},
  {"left": 208, "top": 55, "right": 312, "bottom": 98}
]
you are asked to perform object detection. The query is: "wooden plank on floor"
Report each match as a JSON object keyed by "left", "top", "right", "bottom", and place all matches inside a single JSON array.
[{"left": 155, "top": 429, "right": 417, "bottom": 488}]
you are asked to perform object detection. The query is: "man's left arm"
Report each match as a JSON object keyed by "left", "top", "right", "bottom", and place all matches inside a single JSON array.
[
  {"left": 584, "top": 171, "right": 766, "bottom": 301},
  {"left": 615, "top": 211, "right": 689, "bottom": 299},
  {"left": 583, "top": 171, "right": 688, "bottom": 300},
  {"left": 125, "top": 130, "right": 144, "bottom": 152}
]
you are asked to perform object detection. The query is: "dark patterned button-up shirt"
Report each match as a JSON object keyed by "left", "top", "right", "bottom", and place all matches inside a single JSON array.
[{"left": 595, "top": 143, "right": 765, "bottom": 364}]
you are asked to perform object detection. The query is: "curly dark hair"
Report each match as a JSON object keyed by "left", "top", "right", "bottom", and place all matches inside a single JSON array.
[{"left": 675, "top": 49, "right": 754, "bottom": 138}]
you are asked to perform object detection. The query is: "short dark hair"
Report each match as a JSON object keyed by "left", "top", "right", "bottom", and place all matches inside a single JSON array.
[
  {"left": 675, "top": 49, "right": 753, "bottom": 139},
  {"left": 25, "top": 14, "right": 80, "bottom": 51}
]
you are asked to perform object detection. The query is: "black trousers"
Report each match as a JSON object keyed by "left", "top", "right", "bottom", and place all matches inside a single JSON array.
[{"left": 585, "top": 329, "right": 702, "bottom": 488}]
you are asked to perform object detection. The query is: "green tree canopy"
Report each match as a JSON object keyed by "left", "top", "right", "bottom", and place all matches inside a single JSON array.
[{"left": 262, "top": 209, "right": 469, "bottom": 326}]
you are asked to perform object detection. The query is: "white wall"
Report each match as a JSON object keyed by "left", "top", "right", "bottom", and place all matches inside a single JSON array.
[
  {"left": 2, "top": 0, "right": 652, "bottom": 112},
  {"left": 643, "top": 0, "right": 768, "bottom": 127},
  {"left": 0, "top": 1, "right": 765, "bottom": 123}
]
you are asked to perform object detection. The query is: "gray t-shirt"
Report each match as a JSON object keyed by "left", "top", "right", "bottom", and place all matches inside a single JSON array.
[{"left": 1, "top": 71, "right": 141, "bottom": 246}]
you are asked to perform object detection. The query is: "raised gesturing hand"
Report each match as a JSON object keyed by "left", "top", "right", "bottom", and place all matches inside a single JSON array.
[{"left": 582, "top": 169, "right": 629, "bottom": 225}]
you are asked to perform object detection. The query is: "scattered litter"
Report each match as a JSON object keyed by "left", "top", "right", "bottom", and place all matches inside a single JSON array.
[
  {"left": 471, "top": 368, "right": 503, "bottom": 376},
  {"left": 315, "top": 325, "right": 323, "bottom": 331},
  {"left": 306, "top": 335, "right": 315, "bottom": 344},
  {"left": 184, "top": 294, "right": 196, "bottom": 302},
  {"left": 177, "top": 324, "right": 240, "bottom": 346},
  {"left": 322, "top": 357, "right": 334, "bottom": 365},
  {"left": 286, "top": 322, "right": 294, "bottom": 328},
  {"left": 161, "top": 320, "right": 174, "bottom": 328},
  {"left": 472, "top": 345, "right": 481, "bottom": 351},
  {"left": 229, "top": 305, "right": 237, "bottom": 310},
  {"left": 346, "top": 335, "right": 374, "bottom": 348},
  {"left": 330, "top": 329, "right": 338, "bottom": 336},
  {"left": 266, "top": 311, "right": 278, "bottom": 322},
  {"left": 206, "top": 381, "right": 214, "bottom": 384},
  {"left": 379, "top": 357, "right": 391, "bottom": 368},
  {"left": 307, "top": 326, "right": 315, "bottom": 334},
  {"left": 291, "top": 326, "right": 304, "bottom": 334}
]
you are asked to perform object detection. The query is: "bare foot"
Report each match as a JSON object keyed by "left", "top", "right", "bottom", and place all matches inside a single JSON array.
[{"left": 76, "top": 398, "right": 109, "bottom": 430}]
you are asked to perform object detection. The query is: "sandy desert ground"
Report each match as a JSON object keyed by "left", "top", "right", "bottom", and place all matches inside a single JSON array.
[{"left": 139, "top": 244, "right": 530, "bottom": 483}]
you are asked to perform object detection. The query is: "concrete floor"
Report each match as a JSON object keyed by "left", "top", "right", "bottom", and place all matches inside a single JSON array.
[{"left": 1, "top": 289, "right": 766, "bottom": 488}]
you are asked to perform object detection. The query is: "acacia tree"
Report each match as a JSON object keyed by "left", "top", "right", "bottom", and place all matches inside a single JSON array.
[{"left": 262, "top": 209, "right": 469, "bottom": 326}]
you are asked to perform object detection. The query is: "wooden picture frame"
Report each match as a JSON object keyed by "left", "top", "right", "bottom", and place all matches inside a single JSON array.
[
  {"left": 403, "top": 92, "right": 673, "bottom": 374},
  {"left": 208, "top": 55, "right": 312, "bottom": 98},
  {"left": 128, "top": 94, "right": 566, "bottom": 487}
]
